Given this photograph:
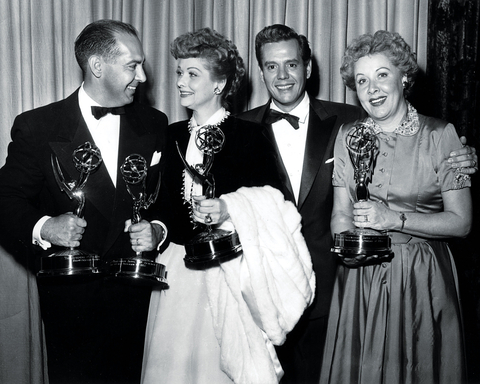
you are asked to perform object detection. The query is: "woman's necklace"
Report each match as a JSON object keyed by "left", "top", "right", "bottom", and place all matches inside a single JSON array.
[
  {"left": 182, "top": 110, "right": 230, "bottom": 227},
  {"left": 187, "top": 110, "right": 230, "bottom": 134}
]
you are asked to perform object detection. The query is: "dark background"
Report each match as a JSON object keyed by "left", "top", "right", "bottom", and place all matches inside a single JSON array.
[{"left": 410, "top": 1, "right": 480, "bottom": 382}]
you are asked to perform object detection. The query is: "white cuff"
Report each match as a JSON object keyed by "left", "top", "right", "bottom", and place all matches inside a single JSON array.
[
  {"left": 151, "top": 220, "right": 168, "bottom": 250},
  {"left": 33, "top": 215, "right": 52, "bottom": 250}
]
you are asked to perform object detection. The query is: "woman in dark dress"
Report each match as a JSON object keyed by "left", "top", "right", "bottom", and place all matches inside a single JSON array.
[{"left": 142, "top": 28, "right": 315, "bottom": 384}]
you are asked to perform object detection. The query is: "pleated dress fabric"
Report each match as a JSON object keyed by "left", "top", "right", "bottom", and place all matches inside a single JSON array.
[
  {"left": 141, "top": 114, "right": 284, "bottom": 384},
  {"left": 320, "top": 115, "right": 468, "bottom": 384},
  {"left": 142, "top": 243, "right": 233, "bottom": 384}
]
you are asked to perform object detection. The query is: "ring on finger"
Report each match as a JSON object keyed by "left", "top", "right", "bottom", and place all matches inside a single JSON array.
[
  {"left": 473, "top": 160, "right": 477, "bottom": 168},
  {"left": 136, "top": 238, "right": 140, "bottom": 245},
  {"left": 205, "top": 213, "right": 213, "bottom": 224},
  {"left": 364, "top": 215, "right": 368, "bottom": 222}
]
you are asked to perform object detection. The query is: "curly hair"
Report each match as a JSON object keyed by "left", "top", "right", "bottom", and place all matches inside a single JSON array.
[
  {"left": 171, "top": 28, "right": 245, "bottom": 108},
  {"left": 254, "top": 24, "right": 311, "bottom": 68},
  {"left": 75, "top": 19, "right": 139, "bottom": 75},
  {"left": 340, "top": 30, "right": 419, "bottom": 96}
]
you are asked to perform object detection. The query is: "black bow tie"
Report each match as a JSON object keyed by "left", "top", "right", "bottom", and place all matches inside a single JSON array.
[
  {"left": 264, "top": 109, "right": 300, "bottom": 129},
  {"left": 91, "top": 106, "right": 126, "bottom": 120}
]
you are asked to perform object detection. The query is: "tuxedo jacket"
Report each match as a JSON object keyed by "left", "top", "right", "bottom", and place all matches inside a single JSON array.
[
  {"left": 157, "top": 115, "right": 283, "bottom": 246},
  {"left": 239, "top": 97, "right": 364, "bottom": 318},
  {"left": 0, "top": 89, "right": 168, "bottom": 383},
  {"left": 0, "top": 89, "right": 168, "bottom": 263}
]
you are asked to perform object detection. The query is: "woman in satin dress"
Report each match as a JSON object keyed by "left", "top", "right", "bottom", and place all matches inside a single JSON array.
[{"left": 320, "top": 30, "right": 472, "bottom": 384}]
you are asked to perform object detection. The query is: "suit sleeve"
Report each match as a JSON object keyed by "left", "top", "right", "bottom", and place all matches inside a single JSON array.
[{"left": 0, "top": 113, "right": 50, "bottom": 251}]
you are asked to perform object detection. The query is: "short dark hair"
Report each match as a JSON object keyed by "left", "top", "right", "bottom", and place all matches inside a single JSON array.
[
  {"left": 340, "top": 30, "right": 419, "bottom": 96},
  {"left": 255, "top": 24, "right": 311, "bottom": 68},
  {"left": 74, "top": 19, "right": 139, "bottom": 75},
  {"left": 171, "top": 27, "right": 245, "bottom": 108}
]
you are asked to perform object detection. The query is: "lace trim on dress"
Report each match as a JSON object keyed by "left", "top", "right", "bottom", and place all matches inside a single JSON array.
[
  {"left": 453, "top": 169, "right": 471, "bottom": 189},
  {"left": 364, "top": 102, "right": 471, "bottom": 190},
  {"left": 188, "top": 110, "right": 230, "bottom": 133},
  {"left": 365, "top": 102, "right": 420, "bottom": 136}
]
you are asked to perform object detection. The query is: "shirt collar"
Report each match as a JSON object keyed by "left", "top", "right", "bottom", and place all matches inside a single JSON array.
[
  {"left": 79, "top": 83, "right": 101, "bottom": 107},
  {"left": 269, "top": 92, "right": 310, "bottom": 124},
  {"left": 189, "top": 107, "right": 229, "bottom": 133},
  {"left": 191, "top": 107, "right": 227, "bottom": 127},
  {"left": 78, "top": 83, "right": 103, "bottom": 124}
]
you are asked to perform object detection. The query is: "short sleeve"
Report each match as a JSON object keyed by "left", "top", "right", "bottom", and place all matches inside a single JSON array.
[{"left": 436, "top": 123, "right": 471, "bottom": 191}]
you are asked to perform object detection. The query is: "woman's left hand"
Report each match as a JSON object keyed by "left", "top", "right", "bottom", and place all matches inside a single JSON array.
[
  {"left": 353, "top": 200, "right": 394, "bottom": 231},
  {"left": 192, "top": 196, "right": 230, "bottom": 225},
  {"left": 448, "top": 137, "right": 478, "bottom": 175}
]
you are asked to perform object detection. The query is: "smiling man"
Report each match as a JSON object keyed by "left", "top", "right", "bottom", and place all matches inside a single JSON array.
[
  {"left": 239, "top": 25, "right": 363, "bottom": 384},
  {"left": 0, "top": 20, "right": 168, "bottom": 384},
  {"left": 238, "top": 24, "right": 476, "bottom": 384}
]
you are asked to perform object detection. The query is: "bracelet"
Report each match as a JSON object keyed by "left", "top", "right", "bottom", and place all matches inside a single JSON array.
[{"left": 399, "top": 212, "right": 407, "bottom": 231}]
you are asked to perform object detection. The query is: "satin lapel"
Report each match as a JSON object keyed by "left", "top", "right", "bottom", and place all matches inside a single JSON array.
[
  {"left": 257, "top": 104, "right": 296, "bottom": 203},
  {"left": 117, "top": 111, "right": 159, "bottom": 178},
  {"left": 49, "top": 105, "right": 116, "bottom": 222},
  {"left": 297, "top": 108, "right": 337, "bottom": 210},
  {"left": 101, "top": 111, "right": 159, "bottom": 255}
]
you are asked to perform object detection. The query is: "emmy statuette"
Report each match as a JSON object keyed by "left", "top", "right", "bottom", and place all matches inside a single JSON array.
[
  {"left": 331, "top": 123, "right": 392, "bottom": 262},
  {"left": 38, "top": 142, "right": 103, "bottom": 277},
  {"left": 107, "top": 154, "right": 168, "bottom": 287},
  {"left": 177, "top": 124, "right": 242, "bottom": 265}
]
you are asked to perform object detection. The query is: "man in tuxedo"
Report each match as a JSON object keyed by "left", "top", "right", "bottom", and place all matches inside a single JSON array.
[
  {"left": 239, "top": 24, "right": 477, "bottom": 383},
  {"left": 0, "top": 20, "right": 168, "bottom": 384}
]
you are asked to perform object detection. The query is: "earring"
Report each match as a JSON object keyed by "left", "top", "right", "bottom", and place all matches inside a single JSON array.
[
  {"left": 402, "top": 79, "right": 409, "bottom": 88},
  {"left": 213, "top": 87, "right": 221, "bottom": 95}
]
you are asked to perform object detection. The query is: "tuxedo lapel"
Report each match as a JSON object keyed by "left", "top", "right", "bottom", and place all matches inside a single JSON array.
[
  {"left": 101, "top": 109, "right": 160, "bottom": 255},
  {"left": 297, "top": 108, "right": 337, "bottom": 210},
  {"left": 256, "top": 103, "right": 296, "bottom": 203},
  {"left": 255, "top": 104, "right": 276, "bottom": 146},
  {"left": 117, "top": 112, "right": 159, "bottom": 175},
  {"left": 49, "top": 97, "right": 116, "bottom": 222}
]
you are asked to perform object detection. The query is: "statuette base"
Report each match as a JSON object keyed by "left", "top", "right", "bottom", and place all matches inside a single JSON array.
[
  {"left": 38, "top": 248, "right": 102, "bottom": 277},
  {"left": 331, "top": 228, "right": 392, "bottom": 258},
  {"left": 184, "top": 229, "right": 242, "bottom": 265},
  {"left": 107, "top": 258, "right": 168, "bottom": 288}
]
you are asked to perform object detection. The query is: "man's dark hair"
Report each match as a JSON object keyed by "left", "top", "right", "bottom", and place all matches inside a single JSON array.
[
  {"left": 255, "top": 24, "right": 311, "bottom": 68},
  {"left": 74, "top": 19, "right": 139, "bottom": 75}
]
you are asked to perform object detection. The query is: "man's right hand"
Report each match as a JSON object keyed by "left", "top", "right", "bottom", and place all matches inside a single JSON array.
[{"left": 40, "top": 213, "right": 87, "bottom": 248}]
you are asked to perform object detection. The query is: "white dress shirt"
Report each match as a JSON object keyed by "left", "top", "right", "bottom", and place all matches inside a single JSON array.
[
  {"left": 33, "top": 84, "right": 121, "bottom": 248},
  {"left": 79, "top": 85, "right": 120, "bottom": 186},
  {"left": 270, "top": 92, "right": 310, "bottom": 203},
  {"left": 34, "top": 85, "right": 167, "bottom": 250}
]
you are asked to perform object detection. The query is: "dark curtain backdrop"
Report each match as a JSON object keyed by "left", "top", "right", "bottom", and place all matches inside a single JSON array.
[{"left": 424, "top": 1, "right": 480, "bottom": 383}]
